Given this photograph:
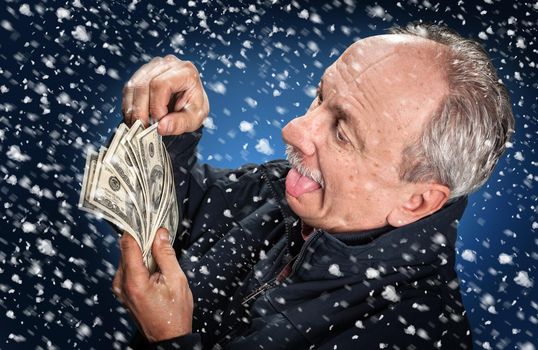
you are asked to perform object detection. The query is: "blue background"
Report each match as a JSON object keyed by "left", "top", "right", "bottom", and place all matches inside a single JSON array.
[{"left": 0, "top": 1, "right": 536, "bottom": 349}]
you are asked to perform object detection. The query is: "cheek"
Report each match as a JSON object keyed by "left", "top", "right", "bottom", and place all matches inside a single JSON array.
[
  {"left": 362, "top": 181, "right": 377, "bottom": 192},
  {"left": 364, "top": 154, "right": 401, "bottom": 185},
  {"left": 330, "top": 154, "right": 393, "bottom": 206},
  {"left": 342, "top": 167, "right": 388, "bottom": 208}
]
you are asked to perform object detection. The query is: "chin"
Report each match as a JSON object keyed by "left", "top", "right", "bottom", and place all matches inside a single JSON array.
[{"left": 285, "top": 192, "right": 321, "bottom": 225}]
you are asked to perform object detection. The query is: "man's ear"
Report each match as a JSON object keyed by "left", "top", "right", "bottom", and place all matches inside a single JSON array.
[{"left": 387, "top": 184, "right": 450, "bottom": 227}]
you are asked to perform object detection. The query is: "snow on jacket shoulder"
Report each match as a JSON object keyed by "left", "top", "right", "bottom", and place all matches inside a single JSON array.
[{"left": 129, "top": 129, "right": 472, "bottom": 350}]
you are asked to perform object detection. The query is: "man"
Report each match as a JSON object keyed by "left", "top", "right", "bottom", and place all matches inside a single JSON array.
[{"left": 113, "top": 23, "right": 514, "bottom": 349}]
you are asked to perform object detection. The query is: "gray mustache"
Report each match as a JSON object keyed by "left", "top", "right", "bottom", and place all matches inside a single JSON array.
[{"left": 285, "top": 145, "right": 325, "bottom": 188}]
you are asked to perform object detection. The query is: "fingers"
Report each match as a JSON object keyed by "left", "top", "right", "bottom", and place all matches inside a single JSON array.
[
  {"left": 120, "top": 233, "right": 150, "bottom": 286},
  {"left": 148, "top": 62, "right": 198, "bottom": 122},
  {"left": 133, "top": 61, "right": 176, "bottom": 126},
  {"left": 151, "top": 228, "right": 183, "bottom": 279},
  {"left": 123, "top": 57, "right": 174, "bottom": 127},
  {"left": 121, "top": 85, "right": 134, "bottom": 126},
  {"left": 122, "top": 61, "right": 154, "bottom": 126},
  {"left": 122, "top": 55, "right": 209, "bottom": 135},
  {"left": 157, "top": 90, "right": 209, "bottom": 135},
  {"left": 157, "top": 110, "right": 191, "bottom": 136}
]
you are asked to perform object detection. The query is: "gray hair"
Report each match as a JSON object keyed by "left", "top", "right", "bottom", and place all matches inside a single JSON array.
[{"left": 389, "top": 22, "right": 515, "bottom": 199}]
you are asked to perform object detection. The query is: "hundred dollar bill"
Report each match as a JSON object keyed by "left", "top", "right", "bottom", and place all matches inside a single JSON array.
[
  {"left": 89, "top": 147, "right": 144, "bottom": 248},
  {"left": 144, "top": 141, "right": 179, "bottom": 265},
  {"left": 103, "top": 123, "right": 147, "bottom": 239},
  {"left": 160, "top": 140, "right": 179, "bottom": 241},
  {"left": 78, "top": 149, "right": 125, "bottom": 229},
  {"left": 123, "top": 120, "right": 150, "bottom": 236},
  {"left": 79, "top": 121, "right": 179, "bottom": 273},
  {"left": 152, "top": 142, "right": 172, "bottom": 235},
  {"left": 162, "top": 143, "right": 179, "bottom": 247},
  {"left": 123, "top": 120, "right": 146, "bottom": 184},
  {"left": 135, "top": 123, "right": 166, "bottom": 238}
]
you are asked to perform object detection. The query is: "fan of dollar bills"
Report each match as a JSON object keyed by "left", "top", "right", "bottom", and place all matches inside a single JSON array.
[{"left": 78, "top": 120, "right": 179, "bottom": 273}]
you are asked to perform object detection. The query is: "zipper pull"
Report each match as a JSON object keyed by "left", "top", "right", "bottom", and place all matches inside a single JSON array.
[
  {"left": 241, "top": 255, "right": 297, "bottom": 307},
  {"left": 241, "top": 279, "right": 277, "bottom": 307}
]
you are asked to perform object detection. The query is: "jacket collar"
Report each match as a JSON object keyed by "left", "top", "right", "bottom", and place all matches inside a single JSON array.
[
  {"left": 293, "top": 196, "right": 467, "bottom": 280},
  {"left": 330, "top": 197, "right": 467, "bottom": 248}
]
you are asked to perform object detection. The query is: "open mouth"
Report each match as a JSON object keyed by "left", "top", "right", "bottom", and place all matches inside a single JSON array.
[
  {"left": 285, "top": 145, "right": 324, "bottom": 198},
  {"left": 285, "top": 167, "right": 323, "bottom": 198}
]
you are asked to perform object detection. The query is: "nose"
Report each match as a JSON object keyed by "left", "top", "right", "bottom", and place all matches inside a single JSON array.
[{"left": 281, "top": 114, "right": 316, "bottom": 157}]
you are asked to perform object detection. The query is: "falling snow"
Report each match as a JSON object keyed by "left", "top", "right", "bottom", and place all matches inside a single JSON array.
[
  {"left": 514, "top": 271, "right": 534, "bottom": 288},
  {"left": 35, "top": 239, "right": 56, "bottom": 257},
  {"left": 71, "top": 25, "right": 91, "bottom": 42},
  {"left": 365, "top": 267, "right": 380, "bottom": 279},
  {"left": 255, "top": 138, "right": 274, "bottom": 155},
  {"left": 381, "top": 285, "right": 400, "bottom": 302},
  {"left": 328, "top": 263, "right": 343, "bottom": 277},
  {"left": 461, "top": 249, "right": 477, "bottom": 263},
  {"left": 6, "top": 145, "right": 31, "bottom": 162},
  {"left": 0, "top": 0, "right": 535, "bottom": 349}
]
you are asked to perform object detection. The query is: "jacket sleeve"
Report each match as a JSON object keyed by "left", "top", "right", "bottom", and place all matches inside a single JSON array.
[
  {"left": 128, "top": 330, "right": 202, "bottom": 350},
  {"left": 150, "top": 333, "right": 202, "bottom": 350},
  {"left": 162, "top": 127, "right": 234, "bottom": 244}
]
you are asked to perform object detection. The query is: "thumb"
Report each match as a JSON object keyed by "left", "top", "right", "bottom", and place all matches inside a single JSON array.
[
  {"left": 157, "top": 111, "right": 192, "bottom": 136},
  {"left": 121, "top": 233, "right": 149, "bottom": 284},
  {"left": 152, "top": 228, "right": 180, "bottom": 277}
]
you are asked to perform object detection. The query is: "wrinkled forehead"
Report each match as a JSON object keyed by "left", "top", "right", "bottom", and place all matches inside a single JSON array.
[
  {"left": 340, "top": 35, "right": 402, "bottom": 70},
  {"left": 324, "top": 34, "right": 448, "bottom": 81},
  {"left": 320, "top": 34, "right": 450, "bottom": 139}
]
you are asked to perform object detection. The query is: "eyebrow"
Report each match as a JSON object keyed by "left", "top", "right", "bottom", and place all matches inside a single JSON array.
[{"left": 318, "top": 78, "right": 366, "bottom": 152}]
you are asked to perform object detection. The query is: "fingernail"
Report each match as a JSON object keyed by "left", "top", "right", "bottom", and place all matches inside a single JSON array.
[
  {"left": 159, "top": 230, "right": 168, "bottom": 241},
  {"left": 158, "top": 120, "right": 168, "bottom": 135}
]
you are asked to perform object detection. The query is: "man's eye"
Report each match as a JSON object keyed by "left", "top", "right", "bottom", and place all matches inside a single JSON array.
[{"left": 336, "top": 123, "right": 348, "bottom": 143}]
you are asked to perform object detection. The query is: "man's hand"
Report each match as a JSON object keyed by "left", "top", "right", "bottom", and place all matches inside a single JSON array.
[
  {"left": 112, "top": 228, "right": 194, "bottom": 343},
  {"left": 122, "top": 55, "right": 209, "bottom": 136}
]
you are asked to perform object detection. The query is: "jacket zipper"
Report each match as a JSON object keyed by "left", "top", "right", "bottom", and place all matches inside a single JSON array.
[
  {"left": 241, "top": 249, "right": 299, "bottom": 307},
  {"left": 240, "top": 230, "right": 322, "bottom": 307},
  {"left": 289, "top": 230, "right": 322, "bottom": 277},
  {"left": 241, "top": 278, "right": 278, "bottom": 307}
]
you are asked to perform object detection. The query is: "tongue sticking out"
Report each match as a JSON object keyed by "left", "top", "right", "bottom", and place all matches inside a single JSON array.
[{"left": 285, "top": 168, "right": 321, "bottom": 198}]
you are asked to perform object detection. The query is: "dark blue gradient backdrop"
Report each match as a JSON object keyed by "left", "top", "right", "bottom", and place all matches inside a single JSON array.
[{"left": 0, "top": 1, "right": 536, "bottom": 349}]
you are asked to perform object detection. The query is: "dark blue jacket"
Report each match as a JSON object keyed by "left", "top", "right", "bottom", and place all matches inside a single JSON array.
[{"left": 129, "top": 130, "right": 472, "bottom": 349}]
